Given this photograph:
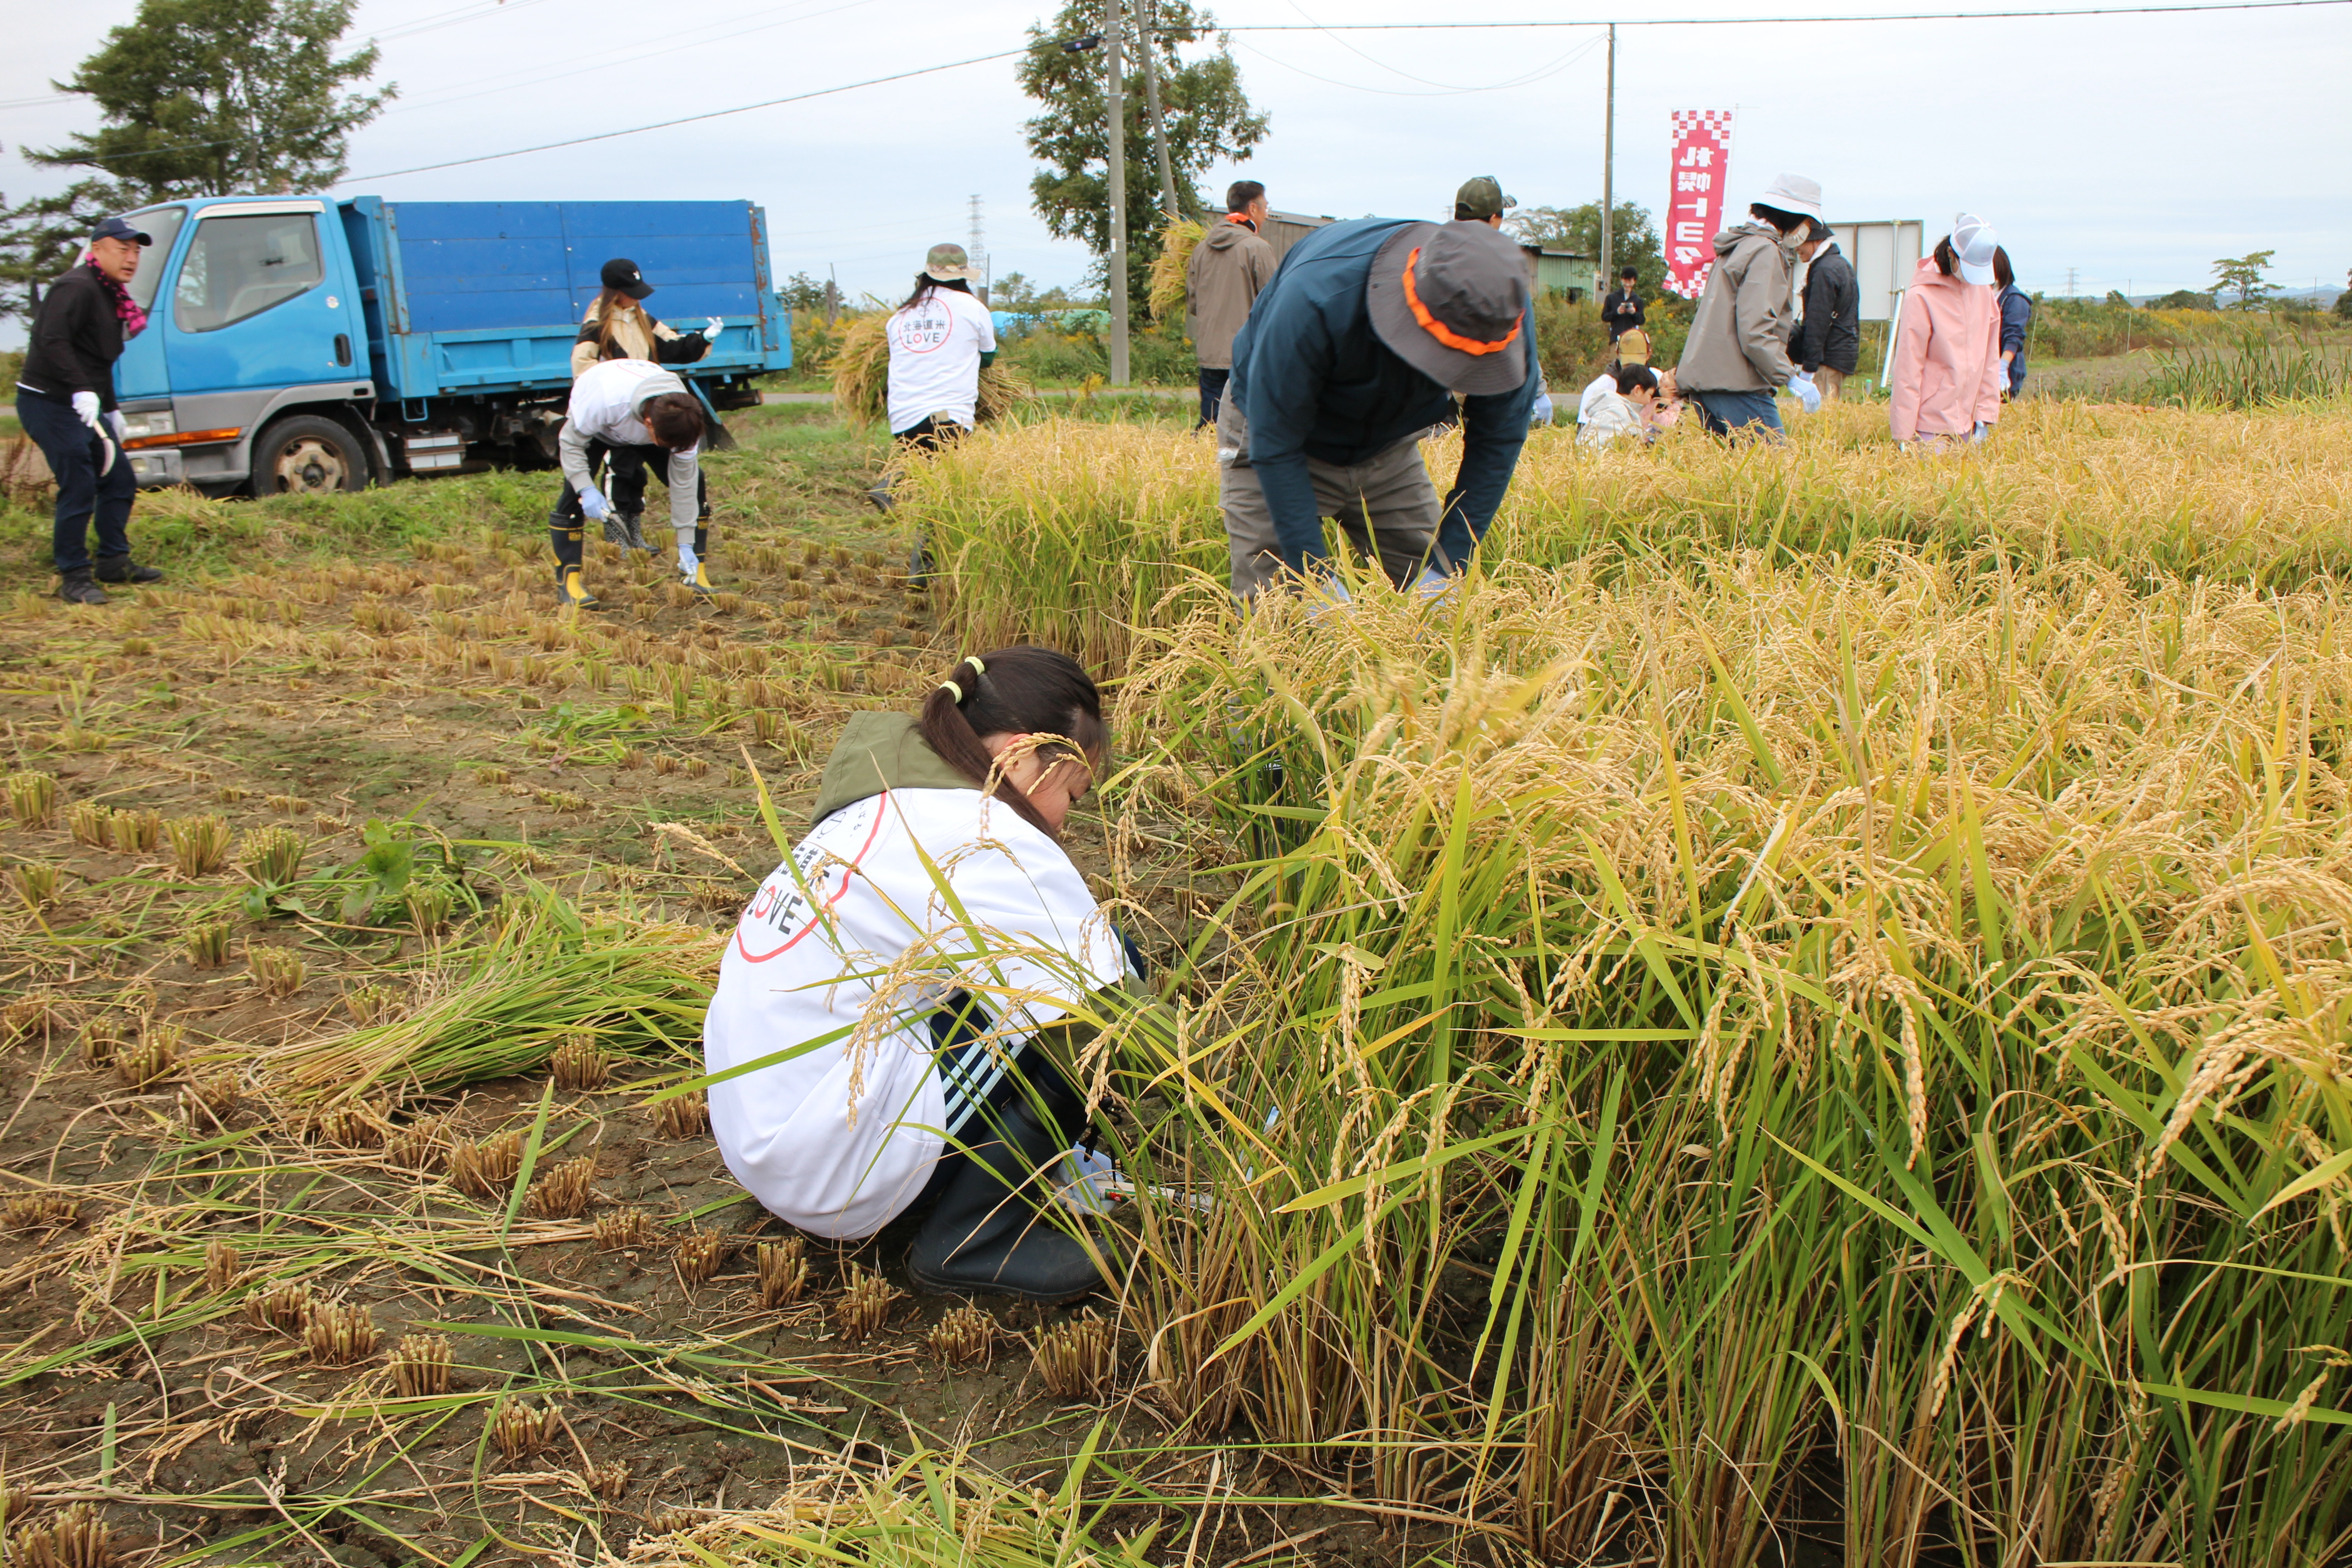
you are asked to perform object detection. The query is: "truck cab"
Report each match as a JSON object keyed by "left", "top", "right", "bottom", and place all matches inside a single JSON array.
[{"left": 109, "top": 194, "right": 790, "bottom": 495}]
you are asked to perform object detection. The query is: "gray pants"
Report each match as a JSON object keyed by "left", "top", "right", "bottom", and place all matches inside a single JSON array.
[{"left": 1216, "top": 397, "right": 1446, "bottom": 600}]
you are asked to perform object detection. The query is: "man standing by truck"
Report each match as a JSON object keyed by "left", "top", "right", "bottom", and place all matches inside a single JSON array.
[
  {"left": 549, "top": 358, "right": 711, "bottom": 608},
  {"left": 14, "top": 217, "right": 164, "bottom": 605},
  {"left": 1186, "top": 181, "right": 1278, "bottom": 428}
]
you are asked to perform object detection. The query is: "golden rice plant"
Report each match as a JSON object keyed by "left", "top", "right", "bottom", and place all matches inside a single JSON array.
[
  {"left": 1146, "top": 216, "right": 1204, "bottom": 322},
  {"left": 926, "top": 1304, "right": 995, "bottom": 1368},
  {"left": 304, "top": 1301, "right": 378, "bottom": 1367},
  {"left": 167, "top": 814, "right": 232, "bottom": 877},
  {"left": 238, "top": 825, "right": 306, "bottom": 886},
  {"left": 10, "top": 862, "right": 59, "bottom": 911},
  {"left": 246, "top": 946, "right": 305, "bottom": 998},
  {"left": 65, "top": 801, "right": 112, "bottom": 848},
  {"left": 549, "top": 1034, "right": 610, "bottom": 1093},
  {"left": 833, "top": 1263, "right": 894, "bottom": 1344},
  {"left": 105, "top": 808, "right": 159, "bottom": 855},
  {"left": 449, "top": 1132, "right": 524, "bottom": 1200},
  {"left": 755, "top": 1237, "right": 808, "bottom": 1308},
  {"left": 524, "top": 1155, "right": 597, "bottom": 1220},
  {"left": 5, "top": 771, "right": 57, "bottom": 830},
  {"left": 593, "top": 1208, "right": 653, "bottom": 1251},
  {"left": 0, "top": 1196, "right": 77, "bottom": 1235},
  {"left": 674, "top": 1228, "right": 730, "bottom": 1288},
  {"left": 390, "top": 1332, "right": 452, "bottom": 1397},
  {"left": 647, "top": 1089, "right": 707, "bottom": 1139},
  {"left": 489, "top": 1399, "right": 558, "bottom": 1462},
  {"left": 1032, "top": 1314, "right": 1115, "bottom": 1400},
  {"left": 112, "top": 1023, "right": 180, "bottom": 1091},
  {"left": 6, "top": 1502, "right": 112, "bottom": 1568},
  {"left": 204, "top": 1240, "right": 240, "bottom": 1294},
  {"left": 383, "top": 1116, "right": 448, "bottom": 1173},
  {"left": 244, "top": 1280, "right": 314, "bottom": 1334},
  {"left": 184, "top": 920, "right": 231, "bottom": 968}
]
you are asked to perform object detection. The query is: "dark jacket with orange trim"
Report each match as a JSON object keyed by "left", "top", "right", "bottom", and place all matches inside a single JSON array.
[{"left": 1225, "top": 216, "right": 1541, "bottom": 575}]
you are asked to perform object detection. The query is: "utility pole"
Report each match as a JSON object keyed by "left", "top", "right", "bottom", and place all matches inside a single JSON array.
[
  {"left": 1105, "top": 0, "right": 1131, "bottom": 385},
  {"left": 968, "top": 194, "right": 987, "bottom": 303},
  {"left": 1599, "top": 22, "right": 1615, "bottom": 297},
  {"left": 1137, "top": 0, "right": 1183, "bottom": 221}
]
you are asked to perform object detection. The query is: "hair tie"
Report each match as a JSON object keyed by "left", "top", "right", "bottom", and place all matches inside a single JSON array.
[
  {"left": 937, "top": 680, "right": 964, "bottom": 703},
  {"left": 961, "top": 655, "right": 986, "bottom": 678}
]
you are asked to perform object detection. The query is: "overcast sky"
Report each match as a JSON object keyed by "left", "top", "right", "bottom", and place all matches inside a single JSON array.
[{"left": 5, "top": 0, "right": 2348, "bottom": 343}]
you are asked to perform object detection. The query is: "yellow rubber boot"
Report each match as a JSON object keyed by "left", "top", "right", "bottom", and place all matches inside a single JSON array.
[{"left": 557, "top": 567, "right": 599, "bottom": 609}]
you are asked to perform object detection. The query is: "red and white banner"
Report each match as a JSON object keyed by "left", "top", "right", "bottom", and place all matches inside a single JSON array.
[{"left": 1665, "top": 108, "right": 1736, "bottom": 299}]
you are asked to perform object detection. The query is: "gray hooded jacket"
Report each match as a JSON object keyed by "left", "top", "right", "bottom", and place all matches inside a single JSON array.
[{"left": 1674, "top": 222, "right": 1799, "bottom": 394}]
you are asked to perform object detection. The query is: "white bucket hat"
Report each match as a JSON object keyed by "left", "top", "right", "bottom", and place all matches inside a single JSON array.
[
  {"left": 1949, "top": 213, "right": 1998, "bottom": 284},
  {"left": 1757, "top": 173, "right": 1823, "bottom": 220}
]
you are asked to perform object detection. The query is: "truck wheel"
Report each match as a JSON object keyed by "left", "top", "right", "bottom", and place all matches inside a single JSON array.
[{"left": 253, "top": 415, "right": 369, "bottom": 495}]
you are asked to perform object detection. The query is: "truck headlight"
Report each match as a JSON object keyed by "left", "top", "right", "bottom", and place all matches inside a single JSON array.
[{"left": 118, "top": 411, "right": 177, "bottom": 441}]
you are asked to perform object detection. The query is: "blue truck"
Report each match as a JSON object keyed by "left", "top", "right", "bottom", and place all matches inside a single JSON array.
[{"left": 105, "top": 195, "right": 792, "bottom": 495}]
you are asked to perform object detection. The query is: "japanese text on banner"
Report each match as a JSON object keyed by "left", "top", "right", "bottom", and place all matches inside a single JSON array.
[{"left": 1666, "top": 108, "right": 1736, "bottom": 299}]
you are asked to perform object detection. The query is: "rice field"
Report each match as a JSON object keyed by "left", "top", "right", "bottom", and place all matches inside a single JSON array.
[{"left": 3, "top": 395, "right": 2351, "bottom": 1564}]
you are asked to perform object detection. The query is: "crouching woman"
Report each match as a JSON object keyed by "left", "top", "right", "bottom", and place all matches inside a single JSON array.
[{"left": 703, "top": 646, "right": 1144, "bottom": 1302}]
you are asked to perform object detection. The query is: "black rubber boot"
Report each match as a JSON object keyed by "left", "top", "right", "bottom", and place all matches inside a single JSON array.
[
  {"left": 58, "top": 568, "right": 108, "bottom": 606},
  {"left": 93, "top": 557, "right": 163, "bottom": 583},
  {"left": 907, "top": 1098, "right": 1102, "bottom": 1303}
]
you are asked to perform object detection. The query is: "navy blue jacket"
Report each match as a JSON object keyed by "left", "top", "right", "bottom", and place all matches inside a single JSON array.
[{"left": 1226, "top": 217, "right": 1540, "bottom": 576}]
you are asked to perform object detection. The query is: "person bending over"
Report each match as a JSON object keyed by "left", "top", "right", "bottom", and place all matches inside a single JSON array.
[
  {"left": 549, "top": 359, "right": 713, "bottom": 608},
  {"left": 1218, "top": 175, "right": 1541, "bottom": 605},
  {"left": 704, "top": 647, "right": 1152, "bottom": 1302}
]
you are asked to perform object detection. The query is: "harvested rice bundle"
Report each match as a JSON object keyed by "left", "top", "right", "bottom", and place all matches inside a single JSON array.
[
  {"left": 827, "top": 314, "right": 1035, "bottom": 429},
  {"left": 1147, "top": 217, "right": 1204, "bottom": 324}
]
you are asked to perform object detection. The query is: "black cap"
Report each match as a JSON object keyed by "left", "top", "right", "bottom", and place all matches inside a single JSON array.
[
  {"left": 600, "top": 257, "right": 653, "bottom": 299},
  {"left": 92, "top": 216, "right": 152, "bottom": 247}
]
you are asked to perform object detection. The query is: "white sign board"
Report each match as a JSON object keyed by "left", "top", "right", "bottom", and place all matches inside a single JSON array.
[{"left": 1796, "top": 220, "right": 1925, "bottom": 323}]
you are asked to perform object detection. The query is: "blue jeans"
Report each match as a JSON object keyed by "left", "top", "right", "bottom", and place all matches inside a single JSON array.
[
  {"left": 17, "top": 393, "right": 136, "bottom": 575},
  {"left": 1197, "top": 368, "right": 1230, "bottom": 429},
  {"left": 1688, "top": 389, "right": 1785, "bottom": 440}
]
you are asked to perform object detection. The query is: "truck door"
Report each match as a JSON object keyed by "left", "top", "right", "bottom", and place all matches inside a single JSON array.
[{"left": 162, "top": 201, "right": 360, "bottom": 397}]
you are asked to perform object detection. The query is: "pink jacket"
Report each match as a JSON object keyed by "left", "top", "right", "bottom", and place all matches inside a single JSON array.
[{"left": 1889, "top": 258, "right": 2003, "bottom": 442}]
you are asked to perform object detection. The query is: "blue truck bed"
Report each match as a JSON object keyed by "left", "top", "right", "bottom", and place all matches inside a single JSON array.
[{"left": 339, "top": 197, "right": 788, "bottom": 403}]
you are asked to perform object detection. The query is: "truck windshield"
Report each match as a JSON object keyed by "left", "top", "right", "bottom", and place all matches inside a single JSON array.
[
  {"left": 174, "top": 212, "right": 325, "bottom": 334},
  {"left": 123, "top": 206, "right": 187, "bottom": 313}
]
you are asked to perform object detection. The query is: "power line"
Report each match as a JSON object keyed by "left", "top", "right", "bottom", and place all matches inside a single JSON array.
[
  {"left": 1194, "top": 0, "right": 2346, "bottom": 26},
  {"left": 338, "top": 46, "right": 1033, "bottom": 182}
]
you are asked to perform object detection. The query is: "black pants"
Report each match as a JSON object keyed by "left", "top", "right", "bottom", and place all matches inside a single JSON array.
[
  {"left": 892, "top": 416, "right": 965, "bottom": 454},
  {"left": 18, "top": 393, "right": 135, "bottom": 576},
  {"left": 551, "top": 438, "right": 709, "bottom": 529},
  {"left": 1196, "top": 368, "right": 1230, "bottom": 430}
]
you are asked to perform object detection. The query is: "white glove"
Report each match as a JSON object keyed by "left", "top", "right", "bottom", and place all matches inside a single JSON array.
[
  {"left": 577, "top": 485, "right": 611, "bottom": 521},
  {"left": 1529, "top": 393, "right": 1555, "bottom": 427},
  {"left": 1971, "top": 421, "right": 1989, "bottom": 444},
  {"left": 72, "top": 391, "right": 102, "bottom": 430},
  {"left": 106, "top": 410, "right": 127, "bottom": 443},
  {"left": 1303, "top": 572, "right": 1353, "bottom": 625},
  {"left": 1789, "top": 372, "right": 1821, "bottom": 415},
  {"left": 703, "top": 317, "right": 724, "bottom": 341}
]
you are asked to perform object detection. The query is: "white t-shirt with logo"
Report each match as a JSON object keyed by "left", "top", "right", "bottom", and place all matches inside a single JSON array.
[
  {"left": 702, "top": 787, "right": 1126, "bottom": 1240},
  {"left": 885, "top": 287, "right": 996, "bottom": 435}
]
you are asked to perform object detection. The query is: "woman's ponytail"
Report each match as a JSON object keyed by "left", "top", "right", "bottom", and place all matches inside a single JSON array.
[{"left": 918, "top": 646, "right": 1106, "bottom": 840}]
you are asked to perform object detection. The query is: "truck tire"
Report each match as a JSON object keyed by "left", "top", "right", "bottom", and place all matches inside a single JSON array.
[{"left": 252, "top": 415, "right": 370, "bottom": 496}]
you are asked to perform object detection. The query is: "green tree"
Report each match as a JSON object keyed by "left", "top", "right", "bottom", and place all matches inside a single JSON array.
[
  {"left": 0, "top": 179, "right": 139, "bottom": 323},
  {"left": 778, "top": 271, "right": 830, "bottom": 314},
  {"left": 2149, "top": 287, "right": 2218, "bottom": 312},
  {"left": 1507, "top": 200, "right": 1665, "bottom": 294},
  {"left": 29, "top": 0, "right": 394, "bottom": 200},
  {"left": 2334, "top": 268, "right": 2352, "bottom": 321},
  {"left": 1018, "top": 1, "right": 1268, "bottom": 314},
  {"left": 2210, "top": 250, "right": 2278, "bottom": 311}
]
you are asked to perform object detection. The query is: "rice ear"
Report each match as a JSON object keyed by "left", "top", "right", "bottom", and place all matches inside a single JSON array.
[{"left": 1148, "top": 217, "right": 1205, "bottom": 323}]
